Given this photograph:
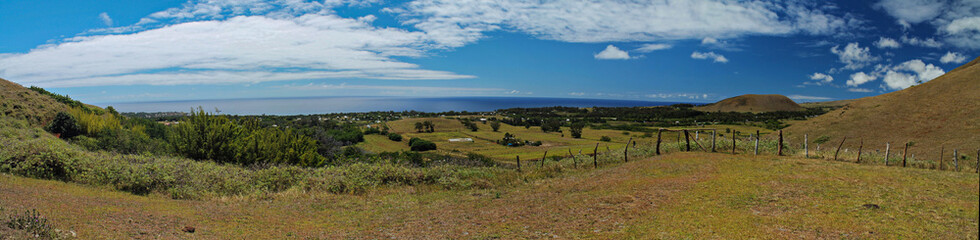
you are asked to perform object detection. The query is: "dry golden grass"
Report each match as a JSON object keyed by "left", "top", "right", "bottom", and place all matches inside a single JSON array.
[
  {"left": 1, "top": 152, "right": 976, "bottom": 239},
  {"left": 695, "top": 94, "right": 803, "bottom": 113},
  {"left": 783, "top": 56, "right": 980, "bottom": 159}
]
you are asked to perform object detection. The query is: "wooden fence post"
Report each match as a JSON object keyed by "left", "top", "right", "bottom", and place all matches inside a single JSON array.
[
  {"left": 516, "top": 155, "right": 521, "bottom": 172},
  {"left": 902, "top": 142, "right": 909, "bottom": 168},
  {"left": 939, "top": 146, "right": 945, "bottom": 170},
  {"left": 884, "top": 143, "right": 890, "bottom": 166},
  {"left": 834, "top": 137, "right": 847, "bottom": 161},
  {"left": 976, "top": 149, "right": 979, "bottom": 173},
  {"left": 541, "top": 151, "right": 548, "bottom": 167},
  {"left": 684, "top": 130, "right": 691, "bottom": 151},
  {"left": 856, "top": 140, "right": 863, "bottom": 163},
  {"left": 777, "top": 130, "right": 783, "bottom": 156},
  {"left": 568, "top": 148, "right": 576, "bottom": 169},
  {"left": 953, "top": 149, "right": 959, "bottom": 172},
  {"left": 731, "top": 131, "right": 737, "bottom": 155},
  {"left": 754, "top": 130, "right": 760, "bottom": 155},
  {"left": 624, "top": 137, "right": 632, "bottom": 162},
  {"left": 593, "top": 143, "right": 599, "bottom": 169},
  {"left": 711, "top": 130, "right": 716, "bottom": 152},
  {"left": 804, "top": 134, "right": 808, "bottom": 158},
  {"left": 656, "top": 129, "right": 662, "bottom": 155}
]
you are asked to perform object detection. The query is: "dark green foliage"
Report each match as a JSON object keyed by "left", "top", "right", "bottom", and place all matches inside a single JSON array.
[
  {"left": 73, "top": 128, "right": 170, "bottom": 155},
  {"left": 415, "top": 122, "right": 424, "bottom": 132},
  {"left": 490, "top": 121, "right": 501, "bottom": 132},
  {"left": 540, "top": 118, "right": 562, "bottom": 132},
  {"left": 45, "top": 112, "right": 81, "bottom": 139},
  {"left": 408, "top": 137, "right": 437, "bottom": 151},
  {"left": 600, "top": 136, "right": 612, "bottom": 142},
  {"left": 364, "top": 127, "right": 382, "bottom": 135},
  {"left": 497, "top": 132, "right": 525, "bottom": 147},
  {"left": 168, "top": 108, "right": 326, "bottom": 167},
  {"left": 569, "top": 122, "right": 585, "bottom": 138},
  {"left": 764, "top": 119, "right": 788, "bottom": 130},
  {"left": 387, "top": 132, "right": 403, "bottom": 141},
  {"left": 460, "top": 119, "right": 479, "bottom": 132}
]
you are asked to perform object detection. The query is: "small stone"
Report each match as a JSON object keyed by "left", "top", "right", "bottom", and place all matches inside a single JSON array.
[
  {"left": 862, "top": 203, "right": 880, "bottom": 209},
  {"left": 182, "top": 226, "right": 196, "bottom": 233}
]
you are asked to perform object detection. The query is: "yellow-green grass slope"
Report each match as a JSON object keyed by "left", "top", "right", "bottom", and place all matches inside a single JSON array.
[
  {"left": 0, "top": 78, "right": 69, "bottom": 126},
  {"left": 1, "top": 152, "right": 976, "bottom": 239},
  {"left": 695, "top": 94, "right": 804, "bottom": 113},
  {"left": 784, "top": 56, "right": 980, "bottom": 158},
  {"left": 363, "top": 117, "right": 772, "bottom": 161}
]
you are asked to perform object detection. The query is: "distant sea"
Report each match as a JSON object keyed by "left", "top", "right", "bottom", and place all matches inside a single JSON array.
[{"left": 105, "top": 96, "right": 687, "bottom": 115}]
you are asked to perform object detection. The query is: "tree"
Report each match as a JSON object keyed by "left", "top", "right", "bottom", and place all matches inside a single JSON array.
[
  {"left": 46, "top": 112, "right": 82, "bottom": 139},
  {"left": 387, "top": 132, "right": 403, "bottom": 142},
  {"left": 409, "top": 137, "right": 437, "bottom": 151},
  {"left": 569, "top": 122, "right": 585, "bottom": 138},
  {"left": 415, "top": 122, "right": 424, "bottom": 133},
  {"left": 490, "top": 121, "right": 501, "bottom": 132},
  {"left": 422, "top": 121, "right": 434, "bottom": 132}
]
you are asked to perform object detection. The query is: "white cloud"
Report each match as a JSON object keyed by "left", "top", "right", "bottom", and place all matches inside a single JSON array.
[
  {"left": 700, "top": 37, "right": 738, "bottom": 50},
  {"left": 0, "top": 2, "right": 475, "bottom": 87},
  {"left": 99, "top": 12, "right": 113, "bottom": 26},
  {"left": 786, "top": 95, "right": 833, "bottom": 101},
  {"left": 874, "top": 37, "right": 900, "bottom": 48},
  {"left": 846, "top": 72, "right": 877, "bottom": 87},
  {"left": 900, "top": 36, "right": 943, "bottom": 48},
  {"left": 275, "top": 83, "right": 505, "bottom": 93},
  {"left": 878, "top": 59, "right": 945, "bottom": 90},
  {"left": 389, "top": 0, "right": 857, "bottom": 46},
  {"left": 942, "top": 16, "right": 980, "bottom": 49},
  {"left": 940, "top": 51, "right": 968, "bottom": 64},
  {"left": 568, "top": 92, "right": 585, "bottom": 96},
  {"left": 809, "top": 72, "right": 834, "bottom": 83},
  {"left": 876, "top": 0, "right": 980, "bottom": 49},
  {"left": 691, "top": 51, "right": 728, "bottom": 63},
  {"left": 848, "top": 88, "right": 873, "bottom": 92},
  {"left": 645, "top": 93, "right": 711, "bottom": 100},
  {"left": 874, "top": 0, "right": 945, "bottom": 24},
  {"left": 594, "top": 45, "right": 631, "bottom": 60},
  {"left": 831, "top": 42, "right": 878, "bottom": 70},
  {"left": 635, "top": 43, "right": 672, "bottom": 53}
]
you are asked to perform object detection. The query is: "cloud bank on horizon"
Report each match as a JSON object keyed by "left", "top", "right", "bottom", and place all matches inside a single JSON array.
[{"left": 0, "top": 0, "right": 977, "bottom": 102}]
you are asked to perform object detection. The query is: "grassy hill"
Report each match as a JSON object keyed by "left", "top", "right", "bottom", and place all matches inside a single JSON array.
[
  {"left": 695, "top": 94, "right": 804, "bottom": 113},
  {"left": 783, "top": 57, "right": 980, "bottom": 160},
  {"left": 0, "top": 78, "right": 69, "bottom": 126},
  {"left": 2, "top": 152, "right": 976, "bottom": 238}
]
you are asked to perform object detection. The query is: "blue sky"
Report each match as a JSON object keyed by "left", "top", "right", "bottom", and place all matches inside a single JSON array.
[{"left": 0, "top": 0, "right": 977, "bottom": 105}]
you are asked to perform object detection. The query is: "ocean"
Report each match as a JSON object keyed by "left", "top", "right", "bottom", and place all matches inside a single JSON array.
[{"left": 104, "top": 96, "right": 687, "bottom": 115}]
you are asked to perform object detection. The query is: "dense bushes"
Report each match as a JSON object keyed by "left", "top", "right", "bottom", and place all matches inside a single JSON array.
[
  {"left": 0, "top": 120, "right": 502, "bottom": 199},
  {"left": 168, "top": 108, "right": 326, "bottom": 167},
  {"left": 408, "top": 137, "right": 437, "bottom": 151}
]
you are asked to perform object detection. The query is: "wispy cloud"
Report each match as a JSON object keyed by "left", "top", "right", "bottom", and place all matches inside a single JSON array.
[
  {"left": 99, "top": 12, "right": 113, "bottom": 26},
  {"left": 786, "top": 94, "right": 832, "bottom": 101},
  {"left": 635, "top": 43, "right": 672, "bottom": 53},
  {"left": 691, "top": 51, "right": 728, "bottom": 63}
]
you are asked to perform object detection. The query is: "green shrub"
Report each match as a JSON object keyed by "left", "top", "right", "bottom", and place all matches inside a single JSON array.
[
  {"left": 45, "top": 112, "right": 81, "bottom": 139},
  {"left": 600, "top": 136, "right": 612, "bottom": 142},
  {"left": 409, "top": 138, "right": 437, "bottom": 151},
  {"left": 387, "top": 132, "right": 403, "bottom": 142}
]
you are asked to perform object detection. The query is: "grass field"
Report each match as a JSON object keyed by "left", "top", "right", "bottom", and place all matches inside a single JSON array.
[
  {"left": 2, "top": 152, "right": 976, "bottom": 239},
  {"left": 361, "top": 118, "right": 771, "bottom": 162}
]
